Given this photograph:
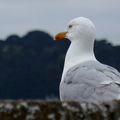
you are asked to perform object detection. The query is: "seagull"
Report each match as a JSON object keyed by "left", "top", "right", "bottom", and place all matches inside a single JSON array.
[{"left": 54, "top": 17, "right": 120, "bottom": 103}]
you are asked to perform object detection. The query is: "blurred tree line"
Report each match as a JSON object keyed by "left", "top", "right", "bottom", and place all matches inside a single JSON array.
[{"left": 0, "top": 30, "right": 119, "bottom": 99}]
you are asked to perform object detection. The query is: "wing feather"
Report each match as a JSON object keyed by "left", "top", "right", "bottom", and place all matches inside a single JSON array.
[{"left": 60, "top": 61, "right": 120, "bottom": 103}]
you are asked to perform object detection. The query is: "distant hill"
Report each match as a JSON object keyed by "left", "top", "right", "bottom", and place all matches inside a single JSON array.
[{"left": 0, "top": 30, "right": 120, "bottom": 99}]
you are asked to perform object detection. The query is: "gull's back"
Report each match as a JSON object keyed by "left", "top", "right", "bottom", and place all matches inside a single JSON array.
[{"left": 60, "top": 61, "right": 120, "bottom": 103}]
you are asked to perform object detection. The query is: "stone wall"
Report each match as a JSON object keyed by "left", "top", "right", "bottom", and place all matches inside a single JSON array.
[{"left": 0, "top": 100, "right": 120, "bottom": 120}]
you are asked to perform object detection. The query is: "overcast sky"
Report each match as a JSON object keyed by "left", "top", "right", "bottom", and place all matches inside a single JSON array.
[{"left": 0, "top": 0, "right": 120, "bottom": 45}]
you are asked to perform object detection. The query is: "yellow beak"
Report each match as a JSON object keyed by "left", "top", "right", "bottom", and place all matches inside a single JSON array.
[{"left": 54, "top": 31, "right": 67, "bottom": 40}]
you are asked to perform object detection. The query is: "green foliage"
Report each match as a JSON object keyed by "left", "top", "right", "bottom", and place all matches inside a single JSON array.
[{"left": 0, "top": 31, "right": 119, "bottom": 99}]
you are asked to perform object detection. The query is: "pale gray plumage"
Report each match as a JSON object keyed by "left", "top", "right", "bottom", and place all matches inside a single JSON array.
[
  {"left": 60, "top": 61, "right": 120, "bottom": 103},
  {"left": 56, "top": 17, "right": 120, "bottom": 103}
]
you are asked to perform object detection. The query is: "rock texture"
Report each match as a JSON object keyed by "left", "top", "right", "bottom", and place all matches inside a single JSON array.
[{"left": 0, "top": 100, "right": 120, "bottom": 120}]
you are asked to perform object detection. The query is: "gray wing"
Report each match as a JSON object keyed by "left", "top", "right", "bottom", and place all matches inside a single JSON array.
[{"left": 60, "top": 61, "right": 120, "bottom": 103}]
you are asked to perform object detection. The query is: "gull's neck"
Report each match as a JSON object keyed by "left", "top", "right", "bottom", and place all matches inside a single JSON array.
[{"left": 62, "top": 39, "right": 97, "bottom": 80}]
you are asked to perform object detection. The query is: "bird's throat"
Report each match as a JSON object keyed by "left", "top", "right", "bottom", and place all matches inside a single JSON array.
[{"left": 61, "top": 39, "right": 96, "bottom": 81}]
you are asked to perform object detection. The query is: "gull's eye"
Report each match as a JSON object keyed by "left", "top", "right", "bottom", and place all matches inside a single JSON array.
[{"left": 68, "top": 24, "right": 73, "bottom": 29}]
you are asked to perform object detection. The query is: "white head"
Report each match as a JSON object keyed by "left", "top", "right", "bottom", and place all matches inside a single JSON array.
[
  {"left": 66, "top": 17, "right": 96, "bottom": 42},
  {"left": 55, "top": 17, "right": 97, "bottom": 81},
  {"left": 55, "top": 17, "right": 96, "bottom": 44}
]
